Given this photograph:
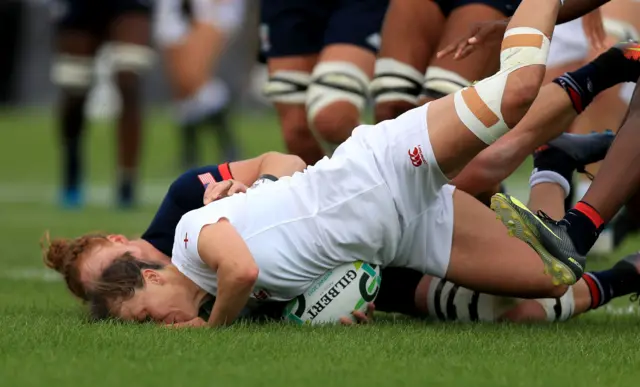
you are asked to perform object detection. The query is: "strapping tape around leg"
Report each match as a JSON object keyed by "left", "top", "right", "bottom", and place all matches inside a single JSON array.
[
  {"left": 370, "top": 58, "right": 423, "bottom": 104},
  {"left": 454, "top": 27, "right": 550, "bottom": 145},
  {"left": 51, "top": 55, "right": 94, "bottom": 90},
  {"left": 306, "top": 61, "right": 370, "bottom": 121},
  {"left": 262, "top": 70, "right": 311, "bottom": 104}
]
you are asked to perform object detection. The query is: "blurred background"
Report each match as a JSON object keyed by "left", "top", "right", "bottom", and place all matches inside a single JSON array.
[{"left": 0, "top": 0, "right": 286, "bottom": 212}]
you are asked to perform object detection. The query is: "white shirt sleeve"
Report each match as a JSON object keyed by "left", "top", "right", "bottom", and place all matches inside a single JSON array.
[{"left": 173, "top": 203, "right": 232, "bottom": 266}]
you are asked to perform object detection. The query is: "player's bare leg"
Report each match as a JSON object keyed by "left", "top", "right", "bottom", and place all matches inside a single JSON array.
[
  {"left": 492, "top": 71, "right": 640, "bottom": 286},
  {"left": 418, "top": 3, "right": 505, "bottom": 106},
  {"left": 371, "top": 0, "right": 444, "bottom": 123},
  {"left": 307, "top": 44, "right": 375, "bottom": 155},
  {"left": 108, "top": 13, "right": 153, "bottom": 207},
  {"left": 53, "top": 30, "right": 100, "bottom": 208},
  {"left": 265, "top": 56, "right": 325, "bottom": 165},
  {"left": 159, "top": 0, "right": 245, "bottom": 167},
  {"left": 426, "top": 0, "right": 559, "bottom": 179},
  {"left": 450, "top": 82, "right": 577, "bottom": 197},
  {"left": 450, "top": 46, "right": 640, "bottom": 199}
]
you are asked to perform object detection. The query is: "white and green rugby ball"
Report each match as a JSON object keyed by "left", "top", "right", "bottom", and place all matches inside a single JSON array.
[{"left": 283, "top": 261, "right": 382, "bottom": 325}]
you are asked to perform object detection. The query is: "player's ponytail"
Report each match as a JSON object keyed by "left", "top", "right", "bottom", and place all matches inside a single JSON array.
[{"left": 41, "top": 231, "right": 109, "bottom": 301}]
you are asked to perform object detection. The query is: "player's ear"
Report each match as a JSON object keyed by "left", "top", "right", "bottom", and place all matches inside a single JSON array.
[
  {"left": 141, "top": 269, "right": 164, "bottom": 285},
  {"left": 107, "top": 234, "right": 129, "bottom": 244}
]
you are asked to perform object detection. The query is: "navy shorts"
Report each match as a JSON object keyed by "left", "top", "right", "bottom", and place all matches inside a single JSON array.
[
  {"left": 435, "top": 0, "right": 522, "bottom": 17},
  {"left": 259, "top": 0, "right": 389, "bottom": 61},
  {"left": 53, "top": 0, "right": 151, "bottom": 36}
]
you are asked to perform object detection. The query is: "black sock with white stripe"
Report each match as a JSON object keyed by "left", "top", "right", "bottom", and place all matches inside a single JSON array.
[
  {"left": 553, "top": 47, "right": 638, "bottom": 113},
  {"left": 582, "top": 259, "right": 639, "bottom": 309}
]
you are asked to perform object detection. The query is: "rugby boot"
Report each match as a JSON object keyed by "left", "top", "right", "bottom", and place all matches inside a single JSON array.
[
  {"left": 535, "top": 130, "right": 615, "bottom": 178},
  {"left": 621, "top": 253, "right": 640, "bottom": 304},
  {"left": 491, "top": 194, "right": 585, "bottom": 286}
]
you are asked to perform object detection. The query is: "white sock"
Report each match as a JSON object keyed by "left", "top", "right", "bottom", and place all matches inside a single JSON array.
[{"left": 529, "top": 168, "right": 571, "bottom": 198}]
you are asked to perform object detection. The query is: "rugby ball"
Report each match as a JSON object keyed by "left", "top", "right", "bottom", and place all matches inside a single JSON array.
[{"left": 283, "top": 261, "right": 381, "bottom": 325}]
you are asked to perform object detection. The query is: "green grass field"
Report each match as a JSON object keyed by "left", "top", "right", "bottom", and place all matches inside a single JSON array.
[{"left": 1, "top": 108, "right": 639, "bottom": 387}]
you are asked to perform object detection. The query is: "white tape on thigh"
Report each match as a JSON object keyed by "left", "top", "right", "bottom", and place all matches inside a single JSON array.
[
  {"left": 51, "top": 55, "right": 94, "bottom": 90},
  {"left": 306, "top": 61, "right": 370, "bottom": 122},
  {"left": 534, "top": 286, "right": 575, "bottom": 322},
  {"left": 110, "top": 44, "right": 155, "bottom": 73},
  {"left": 370, "top": 58, "right": 423, "bottom": 104},
  {"left": 262, "top": 70, "right": 311, "bottom": 104},
  {"left": 422, "top": 66, "right": 471, "bottom": 99},
  {"left": 453, "top": 27, "right": 550, "bottom": 144}
]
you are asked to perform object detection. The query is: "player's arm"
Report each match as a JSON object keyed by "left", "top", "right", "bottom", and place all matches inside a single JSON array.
[
  {"left": 438, "top": 0, "right": 612, "bottom": 60},
  {"left": 197, "top": 219, "right": 259, "bottom": 327},
  {"left": 228, "top": 152, "right": 306, "bottom": 186}
]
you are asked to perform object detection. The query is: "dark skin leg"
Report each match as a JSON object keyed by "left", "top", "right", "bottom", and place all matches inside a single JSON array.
[
  {"left": 56, "top": 29, "right": 100, "bottom": 199},
  {"left": 107, "top": 13, "right": 151, "bottom": 205},
  {"left": 581, "top": 80, "right": 640, "bottom": 222}
]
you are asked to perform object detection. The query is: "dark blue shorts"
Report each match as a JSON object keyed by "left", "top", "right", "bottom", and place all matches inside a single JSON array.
[
  {"left": 435, "top": 0, "right": 522, "bottom": 17},
  {"left": 53, "top": 0, "right": 151, "bottom": 36},
  {"left": 259, "top": 0, "right": 389, "bottom": 61}
]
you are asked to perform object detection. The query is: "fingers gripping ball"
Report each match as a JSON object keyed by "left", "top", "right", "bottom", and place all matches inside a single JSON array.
[{"left": 284, "top": 262, "right": 381, "bottom": 325}]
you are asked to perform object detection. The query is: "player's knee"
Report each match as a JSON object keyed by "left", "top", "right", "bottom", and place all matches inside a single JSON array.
[
  {"left": 370, "top": 58, "right": 423, "bottom": 122},
  {"left": 309, "top": 102, "right": 359, "bottom": 145},
  {"left": 51, "top": 55, "right": 94, "bottom": 95},
  {"left": 453, "top": 27, "right": 550, "bottom": 144},
  {"left": 501, "top": 66, "right": 545, "bottom": 122},
  {"left": 306, "top": 61, "right": 369, "bottom": 151},
  {"left": 421, "top": 66, "right": 471, "bottom": 101}
]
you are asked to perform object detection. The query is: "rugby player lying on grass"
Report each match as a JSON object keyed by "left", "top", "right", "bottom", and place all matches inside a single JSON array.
[{"left": 72, "top": 1, "right": 640, "bottom": 327}]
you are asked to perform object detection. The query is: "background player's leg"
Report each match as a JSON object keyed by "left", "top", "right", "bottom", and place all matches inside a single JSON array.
[
  {"left": 265, "top": 56, "right": 325, "bottom": 165},
  {"left": 419, "top": 2, "right": 507, "bottom": 105},
  {"left": 108, "top": 11, "right": 153, "bottom": 207},
  {"left": 425, "top": 0, "right": 559, "bottom": 179},
  {"left": 371, "top": 0, "right": 444, "bottom": 123},
  {"left": 306, "top": 0, "right": 388, "bottom": 154},
  {"left": 157, "top": 0, "right": 245, "bottom": 168},
  {"left": 53, "top": 29, "right": 101, "bottom": 208},
  {"left": 307, "top": 44, "right": 375, "bottom": 153},
  {"left": 260, "top": 0, "right": 325, "bottom": 165},
  {"left": 570, "top": 82, "right": 640, "bottom": 250}
]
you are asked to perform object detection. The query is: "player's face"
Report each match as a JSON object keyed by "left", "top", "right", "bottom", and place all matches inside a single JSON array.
[
  {"left": 80, "top": 235, "right": 143, "bottom": 288},
  {"left": 114, "top": 269, "right": 199, "bottom": 324}
]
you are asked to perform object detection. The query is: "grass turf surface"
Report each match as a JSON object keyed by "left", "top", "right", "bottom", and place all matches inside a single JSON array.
[{"left": 1, "top": 108, "right": 639, "bottom": 386}]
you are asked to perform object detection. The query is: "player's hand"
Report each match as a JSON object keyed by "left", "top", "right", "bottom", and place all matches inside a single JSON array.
[
  {"left": 203, "top": 180, "right": 248, "bottom": 205},
  {"left": 165, "top": 317, "right": 207, "bottom": 328},
  {"left": 437, "top": 18, "right": 509, "bottom": 60},
  {"left": 339, "top": 303, "right": 375, "bottom": 325},
  {"left": 582, "top": 9, "right": 608, "bottom": 54}
]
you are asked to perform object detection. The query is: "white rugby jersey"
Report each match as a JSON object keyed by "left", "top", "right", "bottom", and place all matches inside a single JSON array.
[{"left": 172, "top": 145, "right": 402, "bottom": 301}]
